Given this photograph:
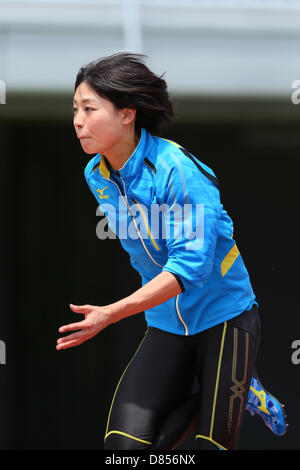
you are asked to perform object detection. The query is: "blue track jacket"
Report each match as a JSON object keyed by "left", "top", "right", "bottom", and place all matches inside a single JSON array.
[{"left": 84, "top": 128, "right": 257, "bottom": 336}]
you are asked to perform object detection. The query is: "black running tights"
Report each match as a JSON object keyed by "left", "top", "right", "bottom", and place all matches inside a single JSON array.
[{"left": 104, "top": 305, "right": 261, "bottom": 450}]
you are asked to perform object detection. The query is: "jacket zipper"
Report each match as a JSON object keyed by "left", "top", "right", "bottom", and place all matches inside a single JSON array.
[
  {"left": 118, "top": 175, "right": 163, "bottom": 269},
  {"left": 175, "top": 295, "right": 188, "bottom": 336},
  {"left": 131, "top": 197, "right": 160, "bottom": 252},
  {"left": 102, "top": 172, "right": 188, "bottom": 335}
]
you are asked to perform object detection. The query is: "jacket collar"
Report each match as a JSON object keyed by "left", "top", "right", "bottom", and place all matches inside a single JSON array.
[{"left": 98, "top": 128, "right": 153, "bottom": 180}]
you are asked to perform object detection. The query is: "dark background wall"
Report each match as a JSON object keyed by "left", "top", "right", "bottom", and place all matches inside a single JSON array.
[{"left": 0, "top": 99, "right": 299, "bottom": 450}]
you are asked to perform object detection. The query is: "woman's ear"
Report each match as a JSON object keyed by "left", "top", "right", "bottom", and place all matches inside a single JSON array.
[{"left": 122, "top": 108, "right": 136, "bottom": 126}]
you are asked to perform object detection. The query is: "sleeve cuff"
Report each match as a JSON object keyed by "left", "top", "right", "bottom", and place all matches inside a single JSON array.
[{"left": 163, "top": 270, "right": 185, "bottom": 293}]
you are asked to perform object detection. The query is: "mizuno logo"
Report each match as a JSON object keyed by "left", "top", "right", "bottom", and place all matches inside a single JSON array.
[
  {"left": 250, "top": 386, "right": 271, "bottom": 415},
  {"left": 97, "top": 186, "right": 109, "bottom": 199}
]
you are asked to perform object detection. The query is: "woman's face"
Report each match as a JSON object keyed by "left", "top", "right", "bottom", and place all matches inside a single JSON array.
[{"left": 73, "top": 81, "right": 129, "bottom": 155}]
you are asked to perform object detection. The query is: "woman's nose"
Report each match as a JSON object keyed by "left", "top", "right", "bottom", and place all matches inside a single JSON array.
[{"left": 73, "top": 109, "right": 84, "bottom": 128}]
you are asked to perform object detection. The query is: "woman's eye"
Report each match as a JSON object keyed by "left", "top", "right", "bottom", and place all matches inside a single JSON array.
[{"left": 71, "top": 105, "right": 95, "bottom": 113}]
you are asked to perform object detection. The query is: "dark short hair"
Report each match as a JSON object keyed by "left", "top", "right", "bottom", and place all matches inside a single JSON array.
[{"left": 74, "top": 52, "right": 174, "bottom": 135}]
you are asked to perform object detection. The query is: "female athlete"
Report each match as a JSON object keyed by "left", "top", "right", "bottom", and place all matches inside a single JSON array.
[{"left": 56, "top": 53, "right": 286, "bottom": 450}]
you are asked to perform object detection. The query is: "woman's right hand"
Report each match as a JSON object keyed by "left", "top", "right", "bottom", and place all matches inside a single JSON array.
[{"left": 56, "top": 303, "right": 112, "bottom": 350}]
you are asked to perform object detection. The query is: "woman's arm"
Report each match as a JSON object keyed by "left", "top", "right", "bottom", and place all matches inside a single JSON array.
[{"left": 56, "top": 271, "right": 181, "bottom": 350}]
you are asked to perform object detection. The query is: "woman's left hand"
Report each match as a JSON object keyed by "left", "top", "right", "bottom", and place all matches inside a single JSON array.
[{"left": 56, "top": 304, "right": 112, "bottom": 350}]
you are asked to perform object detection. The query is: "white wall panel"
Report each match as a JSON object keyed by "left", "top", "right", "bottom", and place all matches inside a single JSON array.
[{"left": 0, "top": 0, "right": 299, "bottom": 98}]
